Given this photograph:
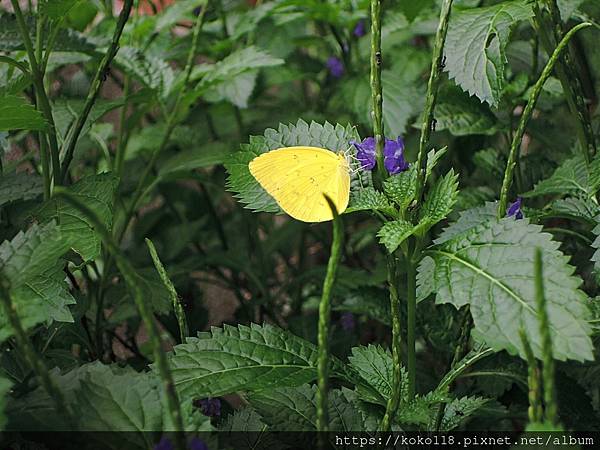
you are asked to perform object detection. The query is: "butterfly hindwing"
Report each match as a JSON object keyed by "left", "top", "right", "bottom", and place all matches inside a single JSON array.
[{"left": 249, "top": 146, "right": 350, "bottom": 222}]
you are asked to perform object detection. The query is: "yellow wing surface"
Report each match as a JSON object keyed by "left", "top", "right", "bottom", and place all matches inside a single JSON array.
[{"left": 249, "top": 146, "right": 350, "bottom": 223}]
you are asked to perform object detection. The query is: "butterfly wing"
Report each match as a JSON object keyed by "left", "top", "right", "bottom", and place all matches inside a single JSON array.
[{"left": 249, "top": 146, "right": 350, "bottom": 222}]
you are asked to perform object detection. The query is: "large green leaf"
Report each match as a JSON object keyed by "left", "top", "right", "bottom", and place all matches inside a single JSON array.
[
  {"left": 0, "top": 223, "right": 74, "bottom": 342},
  {"left": 418, "top": 216, "right": 593, "bottom": 362},
  {"left": 165, "top": 323, "right": 347, "bottom": 398},
  {"left": 225, "top": 119, "right": 358, "bottom": 214},
  {"left": 434, "top": 89, "right": 500, "bottom": 136},
  {"left": 0, "top": 171, "right": 43, "bottom": 206},
  {"left": 0, "top": 94, "right": 48, "bottom": 131},
  {"left": 444, "top": 0, "right": 534, "bottom": 106},
  {"left": 36, "top": 173, "right": 119, "bottom": 262},
  {"left": 39, "top": 0, "right": 81, "bottom": 19},
  {"left": 524, "top": 155, "right": 598, "bottom": 199}
]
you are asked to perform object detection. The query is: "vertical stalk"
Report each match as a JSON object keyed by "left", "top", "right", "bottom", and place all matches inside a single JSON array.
[
  {"left": 53, "top": 190, "right": 186, "bottom": 450},
  {"left": 414, "top": 0, "right": 454, "bottom": 203},
  {"left": 316, "top": 198, "right": 344, "bottom": 439},
  {"left": 378, "top": 256, "right": 402, "bottom": 431},
  {"left": 497, "top": 22, "right": 592, "bottom": 218},
  {"left": 0, "top": 280, "right": 76, "bottom": 429},
  {"left": 60, "top": 0, "right": 134, "bottom": 181},
  {"left": 406, "top": 257, "right": 417, "bottom": 399},
  {"left": 520, "top": 329, "right": 543, "bottom": 423},
  {"left": 38, "top": 133, "right": 51, "bottom": 199},
  {"left": 146, "top": 238, "right": 189, "bottom": 342},
  {"left": 369, "top": 0, "right": 386, "bottom": 184},
  {"left": 534, "top": 249, "right": 558, "bottom": 425}
]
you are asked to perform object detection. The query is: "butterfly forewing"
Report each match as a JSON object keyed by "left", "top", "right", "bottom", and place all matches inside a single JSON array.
[{"left": 249, "top": 146, "right": 350, "bottom": 222}]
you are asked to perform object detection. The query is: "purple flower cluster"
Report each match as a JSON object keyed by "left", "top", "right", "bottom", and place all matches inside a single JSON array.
[
  {"left": 194, "top": 397, "right": 221, "bottom": 417},
  {"left": 326, "top": 57, "right": 344, "bottom": 78},
  {"left": 353, "top": 19, "right": 367, "bottom": 37},
  {"left": 506, "top": 197, "right": 524, "bottom": 219},
  {"left": 351, "top": 136, "right": 409, "bottom": 175}
]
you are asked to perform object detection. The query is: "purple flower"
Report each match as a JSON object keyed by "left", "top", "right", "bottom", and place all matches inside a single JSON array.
[
  {"left": 351, "top": 137, "right": 376, "bottom": 170},
  {"left": 339, "top": 312, "right": 355, "bottom": 331},
  {"left": 194, "top": 398, "right": 221, "bottom": 417},
  {"left": 154, "top": 437, "right": 174, "bottom": 450},
  {"left": 189, "top": 438, "right": 209, "bottom": 450},
  {"left": 353, "top": 19, "right": 367, "bottom": 37},
  {"left": 383, "top": 137, "right": 409, "bottom": 175},
  {"left": 506, "top": 197, "right": 524, "bottom": 219},
  {"left": 326, "top": 56, "right": 344, "bottom": 78}
]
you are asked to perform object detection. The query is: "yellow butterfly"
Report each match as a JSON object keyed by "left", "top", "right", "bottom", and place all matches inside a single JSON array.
[{"left": 249, "top": 146, "right": 351, "bottom": 223}]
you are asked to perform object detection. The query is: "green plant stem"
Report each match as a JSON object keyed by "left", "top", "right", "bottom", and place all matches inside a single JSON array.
[
  {"left": 497, "top": 22, "right": 592, "bottom": 218},
  {"left": 414, "top": 0, "right": 453, "bottom": 204},
  {"left": 0, "top": 280, "right": 76, "bottom": 429},
  {"left": 406, "top": 256, "right": 417, "bottom": 399},
  {"left": 53, "top": 189, "right": 186, "bottom": 449},
  {"left": 38, "top": 133, "right": 51, "bottom": 199},
  {"left": 60, "top": 0, "right": 134, "bottom": 182},
  {"left": 119, "top": 3, "right": 208, "bottom": 239},
  {"left": 436, "top": 344, "right": 494, "bottom": 392},
  {"left": 10, "top": 0, "right": 60, "bottom": 186},
  {"left": 541, "top": 0, "right": 596, "bottom": 162},
  {"left": 145, "top": 238, "right": 189, "bottom": 342},
  {"left": 379, "top": 256, "right": 402, "bottom": 431},
  {"left": 369, "top": 0, "right": 386, "bottom": 185},
  {"left": 316, "top": 198, "right": 344, "bottom": 438},
  {"left": 520, "top": 329, "right": 543, "bottom": 423},
  {"left": 534, "top": 248, "right": 558, "bottom": 425}
]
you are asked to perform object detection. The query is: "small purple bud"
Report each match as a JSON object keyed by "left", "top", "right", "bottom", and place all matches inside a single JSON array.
[
  {"left": 383, "top": 137, "right": 409, "bottom": 175},
  {"left": 340, "top": 313, "right": 355, "bottom": 331},
  {"left": 194, "top": 398, "right": 221, "bottom": 417},
  {"left": 353, "top": 19, "right": 367, "bottom": 37},
  {"left": 189, "top": 438, "right": 209, "bottom": 450},
  {"left": 351, "top": 137, "right": 376, "bottom": 170},
  {"left": 506, "top": 197, "right": 524, "bottom": 219},
  {"left": 326, "top": 56, "right": 344, "bottom": 78},
  {"left": 154, "top": 437, "right": 174, "bottom": 450}
]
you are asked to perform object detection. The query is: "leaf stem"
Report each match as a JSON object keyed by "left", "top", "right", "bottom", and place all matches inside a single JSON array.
[
  {"left": 414, "top": 0, "right": 454, "bottom": 204},
  {"left": 378, "top": 255, "right": 402, "bottom": 431},
  {"left": 316, "top": 197, "right": 344, "bottom": 438},
  {"left": 497, "top": 22, "right": 592, "bottom": 218},
  {"left": 534, "top": 248, "right": 558, "bottom": 425},
  {"left": 10, "top": 0, "right": 61, "bottom": 187},
  {"left": 145, "top": 238, "right": 189, "bottom": 342},
  {"left": 60, "top": 0, "right": 134, "bottom": 182},
  {"left": 406, "top": 255, "right": 417, "bottom": 399},
  {"left": 0, "top": 279, "right": 76, "bottom": 428},
  {"left": 369, "top": 0, "right": 386, "bottom": 185},
  {"left": 53, "top": 189, "right": 186, "bottom": 449}
]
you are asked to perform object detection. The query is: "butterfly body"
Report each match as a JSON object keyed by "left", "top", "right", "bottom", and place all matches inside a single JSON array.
[{"left": 249, "top": 146, "right": 350, "bottom": 223}]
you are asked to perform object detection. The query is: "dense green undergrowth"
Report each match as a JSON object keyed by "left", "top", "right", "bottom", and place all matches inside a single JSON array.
[{"left": 1, "top": 0, "right": 600, "bottom": 448}]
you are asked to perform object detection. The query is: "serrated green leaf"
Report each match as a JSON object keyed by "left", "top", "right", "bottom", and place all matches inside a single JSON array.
[
  {"left": 205, "top": 71, "right": 258, "bottom": 109},
  {"left": 115, "top": 46, "right": 175, "bottom": 97},
  {"left": 346, "top": 187, "right": 396, "bottom": 215},
  {"left": 397, "top": 391, "right": 448, "bottom": 427},
  {"left": 0, "top": 171, "right": 43, "bottom": 206},
  {"left": 36, "top": 173, "right": 119, "bottom": 261},
  {"left": 524, "top": 155, "right": 596, "bottom": 198},
  {"left": 0, "top": 94, "right": 48, "bottom": 131},
  {"left": 434, "top": 89, "right": 499, "bottom": 136},
  {"left": 0, "top": 223, "right": 74, "bottom": 342},
  {"left": 383, "top": 166, "right": 417, "bottom": 210},
  {"left": 415, "top": 169, "right": 459, "bottom": 234},
  {"left": 592, "top": 218, "right": 600, "bottom": 284},
  {"left": 333, "top": 286, "right": 391, "bottom": 326},
  {"left": 444, "top": 1, "right": 534, "bottom": 106},
  {"left": 165, "top": 323, "right": 347, "bottom": 398},
  {"left": 419, "top": 217, "right": 593, "bottom": 362},
  {"left": 557, "top": 0, "right": 586, "bottom": 19},
  {"left": 225, "top": 120, "right": 357, "bottom": 214},
  {"left": 473, "top": 147, "right": 504, "bottom": 177},
  {"left": 549, "top": 196, "right": 600, "bottom": 223},
  {"left": 52, "top": 98, "right": 123, "bottom": 144},
  {"left": 377, "top": 220, "right": 414, "bottom": 253},
  {"left": 441, "top": 396, "right": 489, "bottom": 431}
]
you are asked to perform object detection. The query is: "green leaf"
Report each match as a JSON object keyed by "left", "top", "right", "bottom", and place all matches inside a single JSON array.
[
  {"left": 444, "top": 0, "right": 534, "bottom": 106},
  {"left": 377, "top": 219, "right": 414, "bottom": 253},
  {"left": 250, "top": 385, "right": 374, "bottom": 432},
  {"left": 524, "top": 155, "right": 596, "bottom": 199},
  {"left": 0, "top": 222, "right": 74, "bottom": 342},
  {"left": 592, "top": 218, "right": 600, "bottom": 284},
  {"left": 333, "top": 287, "right": 391, "bottom": 326},
  {"left": 419, "top": 217, "right": 593, "bottom": 362},
  {"left": 52, "top": 98, "right": 123, "bottom": 144},
  {"left": 434, "top": 89, "right": 500, "bottom": 136},
  {"left": 348, "top": 345, "right": 405, "bottom": 406},
  {"left": 36, "top": 173, "right": 119, "bottom": 262},
  {"left": 440, "top": 396, "right": 489, "bottom": 431},
  {"left": 0, "top": 375, "right": 12, "bottom": 431},
  {"left": 39, "top": 0, "right": 81, "bottom": 19},
  {"left": 0, "top": 94, "right": 47, "bottom": 131},
  {"left": 165, "top": 323, "right": 347, "bottom": 398},
  {"left": 548, "top": 196, "right": 600, "bottom": 224},
  {"left": 115, "top": 46, "right": 175, "bottom": 97},
  {"left": 225, "top": 119, "right": 357, "bottom": 214},
  {"left": 0, "top": 171, "right": 43, "bottom": 206},
  {"left": 397, "top": 391, "right": 448, "bottom": 427},
  {"left": 415, "top": 169, "right": 459, "bottom": 234},
  {"left": 159, "top": 141, "right": 232, "bottom": 176},
  {"left": 557, "top": 0, "right": 586, "bottom": 19},
  {"left": 346, "top": 187, "right": 396, "bottom": 216},
  {"left": 205, "top": 71, "right": 258, "bottom": 109},
  {"left": 383, "top": 166, "right": 417, "bottom": 210}
]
